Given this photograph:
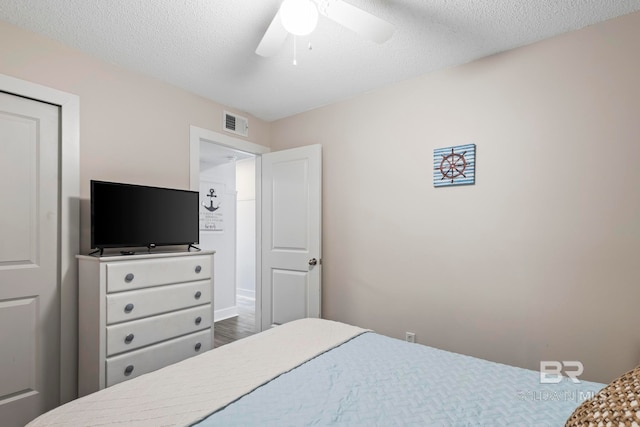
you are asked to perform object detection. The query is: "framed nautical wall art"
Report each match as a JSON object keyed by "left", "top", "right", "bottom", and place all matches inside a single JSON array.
[
  {"left": 199, "top": 181, "right": 225, "bottom": 231},
  {"left": 433, "top": 144, "right": 476, "bottom": 187}
]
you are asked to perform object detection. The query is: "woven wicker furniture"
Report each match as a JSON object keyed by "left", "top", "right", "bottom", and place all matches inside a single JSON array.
[{"left": 566, "top": 365, "right": 640, "bottom": 426}]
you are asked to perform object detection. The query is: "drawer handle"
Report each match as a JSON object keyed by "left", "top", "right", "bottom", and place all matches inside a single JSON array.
[
  {"left": 195, "top": 265, "right": 202, "bottom": 274},
  {"left": 194, "top": 342, "right": 202, "bottom": 351},
  {"left": 124, "top": 333, "right": 134, "bottom": 344},
  {"left": 195, "top": 291, "right": 202, "bottom": 300},
  {"left": 125, "top": 273, "right": 134, "bottom": 283},
  {"left": 124, "top": 365, "right": 134, "bottom": 376},
  {"left": 195, "top": 316, "right": 202, "bottom": 325},
  {"left": 124, "top": 303, "right": 134, "bottom": 313}
]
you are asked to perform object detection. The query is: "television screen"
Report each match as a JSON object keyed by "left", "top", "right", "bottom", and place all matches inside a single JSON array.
[{"left": 91, "top": 180, "right": 199, "bottom": 250}]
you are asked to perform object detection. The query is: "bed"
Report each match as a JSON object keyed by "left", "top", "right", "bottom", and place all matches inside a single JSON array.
[{"left": 28, "top": 318, "right": 607, "bottom": 426}]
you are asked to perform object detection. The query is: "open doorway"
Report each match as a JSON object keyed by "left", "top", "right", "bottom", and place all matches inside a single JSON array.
[
  {"left": 190, "top": 125, "right": 270, "bottom": 345},
  {"left": 190, "top": 125, "right": 322, "bottom": 342},
  {"left": 199, "top": 143, "right": 256, "bottom": 346}
]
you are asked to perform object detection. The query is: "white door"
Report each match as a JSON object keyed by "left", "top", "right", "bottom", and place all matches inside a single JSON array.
[
  {"left": 0, "top": 92, "right": 60, "bottom": 426},
  {"left": 261, "top": 144, "right": 322, "bottom": 329}
]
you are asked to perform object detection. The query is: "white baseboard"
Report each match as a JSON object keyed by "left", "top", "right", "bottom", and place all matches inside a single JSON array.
[
  {"left": 237, "top": 288, "right": 255, "bottom": 300},
  {"left": 214, "top": 306, "right": 239, "bottom": 322}
]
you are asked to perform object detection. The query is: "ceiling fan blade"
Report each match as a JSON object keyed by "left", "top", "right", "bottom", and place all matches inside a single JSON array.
[
  {"left": 256, "top": 9, "right": 289, "bottom": 57},
  {"left": 320, "top": 0, "right": 394, "bottom": 43}
]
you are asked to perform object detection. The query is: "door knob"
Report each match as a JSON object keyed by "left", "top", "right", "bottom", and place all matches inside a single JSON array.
[{"left": 308, "top": 258, "right": 318, "bottom": 266}]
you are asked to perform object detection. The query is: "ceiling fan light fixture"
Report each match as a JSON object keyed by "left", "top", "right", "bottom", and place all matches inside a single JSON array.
[{"left": 280, "top": 0, "right": 319, "bottom": 36}]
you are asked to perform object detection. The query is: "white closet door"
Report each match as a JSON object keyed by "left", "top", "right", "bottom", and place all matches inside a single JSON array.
[{"left": 0, "top": 92, "right": 60, "bottom": 426}]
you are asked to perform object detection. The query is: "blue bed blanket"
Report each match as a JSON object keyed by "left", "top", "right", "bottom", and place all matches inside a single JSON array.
[{"left": 195, "top": 332, "right": 604, "bottom": 426}]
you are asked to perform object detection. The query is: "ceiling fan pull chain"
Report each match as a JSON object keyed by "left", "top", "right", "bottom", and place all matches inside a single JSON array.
[{"left": 293, "top": 35, "right": 298, "bottom": 66}]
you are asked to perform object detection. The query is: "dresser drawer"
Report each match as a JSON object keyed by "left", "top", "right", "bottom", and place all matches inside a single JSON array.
[
  {"left": 106, "top": 280, "right": 211, "bottom": 324},
  {"left": 106, "top": 304, "right": 212, "bottom": 356},
  {"left": 106, "top": 255, "right": 211, "bottom": 292},
  {"left": 105, "top": 329, "right": 211, "bottom": 387}
]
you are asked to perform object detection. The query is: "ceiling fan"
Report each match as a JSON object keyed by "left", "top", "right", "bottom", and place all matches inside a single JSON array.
[{"left": 256, "top": 0, "right": 395, "bottom": 57}]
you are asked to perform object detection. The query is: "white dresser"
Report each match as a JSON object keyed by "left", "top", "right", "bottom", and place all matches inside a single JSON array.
[{"left": 77, "top": 250, "right": 215, "bottom": 397}]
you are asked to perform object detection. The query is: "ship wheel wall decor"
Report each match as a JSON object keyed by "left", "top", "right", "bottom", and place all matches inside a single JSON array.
[{"left": 433, "top": 144, "right": 476, "bottom": 187}]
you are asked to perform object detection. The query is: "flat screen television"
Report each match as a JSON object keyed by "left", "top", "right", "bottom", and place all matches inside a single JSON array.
[{"left": 91, "top": 180, "right": 199, "bottom": 251}]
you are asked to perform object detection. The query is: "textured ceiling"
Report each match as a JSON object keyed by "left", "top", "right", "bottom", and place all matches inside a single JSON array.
[{"left": 1, "top": 1, "right": 640, "bottom": 122}]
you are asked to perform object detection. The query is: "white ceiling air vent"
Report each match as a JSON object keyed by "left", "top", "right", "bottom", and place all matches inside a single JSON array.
[{"left": 223, "top": 111, "right": 249, "bottom": 137}]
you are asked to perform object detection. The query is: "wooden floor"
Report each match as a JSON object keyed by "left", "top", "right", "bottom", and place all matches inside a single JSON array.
[{"left": 214, "top": 296, "right": 256, "bottom": 348}]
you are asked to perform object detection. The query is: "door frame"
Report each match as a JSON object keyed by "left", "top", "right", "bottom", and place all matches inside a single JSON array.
[
  {"left": 189, "top": 125, "right": 269, "bottom": 331},
  {"left": 0, "top": 74, "right": 80, "bottom": 404}
]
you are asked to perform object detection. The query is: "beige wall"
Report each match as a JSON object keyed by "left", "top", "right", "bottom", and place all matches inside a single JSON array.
[
  {"left": 0, "top": 20, "right": 271, "bottom": 252},
  {"left": 271, "top": 12, "right": 640, "bottom": 383}
]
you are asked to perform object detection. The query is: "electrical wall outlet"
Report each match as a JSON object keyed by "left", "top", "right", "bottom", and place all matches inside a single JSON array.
[{"left": 405, "top": 332, "right": 416, "bottom": 343}]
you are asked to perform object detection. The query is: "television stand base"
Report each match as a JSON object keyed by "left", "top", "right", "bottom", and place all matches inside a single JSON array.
[
  {"left": 88, "top": 248, "right": 104, "bottom": 257},
  {"left": 188, "top": 244, "right": 201, "bottom": 252},
  {"left": 120, "top": 251, "right": 135, "bottom": 256}
]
